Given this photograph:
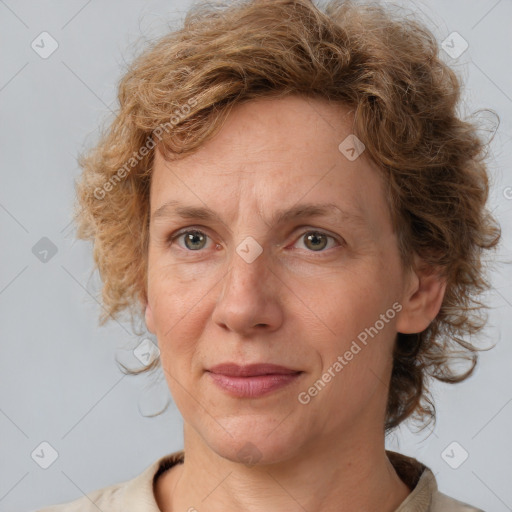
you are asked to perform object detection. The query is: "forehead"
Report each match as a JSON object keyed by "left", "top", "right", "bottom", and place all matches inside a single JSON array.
[{"left": 150, "top": 95, "right": 390, "bottom": 235}]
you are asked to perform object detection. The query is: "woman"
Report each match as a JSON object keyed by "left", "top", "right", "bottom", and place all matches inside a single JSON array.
[{"left": 38, "top": 0, "right": 500, "bottom": 510}]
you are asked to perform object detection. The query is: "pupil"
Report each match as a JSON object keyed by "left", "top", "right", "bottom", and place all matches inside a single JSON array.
[
  {"left": 306, "top": 232, "right": 327, "bottom": 251},
  {"left": 186, "top": 231, "right": 205, "bottom": 250},
  {"left": 183, "top": 232, "right": 327, "bottom": 251}
]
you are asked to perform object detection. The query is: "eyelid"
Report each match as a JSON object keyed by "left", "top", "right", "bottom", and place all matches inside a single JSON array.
[
  {"left": 168, "top": 226, "right": 215, "bottom": 246},
  {"left": 297, "top": 229, "right": 342, "bottom": 243},
  {"left": 168, "top": 225, "right": 344, "bottom": 253}
]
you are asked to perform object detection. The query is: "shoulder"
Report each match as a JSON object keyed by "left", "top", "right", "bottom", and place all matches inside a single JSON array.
[
  {"left": 386, "top": 450, "right": 485, "bottom": 512},
  {"left": 431, "top": 489, "right": 486, "bottom": 512},
  {"left": 36, "top": 484, "right": 123, "bottom": 512},
  {"left": 34, "top": 450, "right": 185, "bottom": 512}
]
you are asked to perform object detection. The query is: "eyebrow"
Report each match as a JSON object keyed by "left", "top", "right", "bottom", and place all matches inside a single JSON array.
[{"left": 151, "top": 200, "right": 367, "bottom": 229}]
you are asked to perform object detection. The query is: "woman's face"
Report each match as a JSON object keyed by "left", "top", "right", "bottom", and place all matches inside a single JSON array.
[{"left": 145, "top": 95, "right": 420, "bottom": 464}]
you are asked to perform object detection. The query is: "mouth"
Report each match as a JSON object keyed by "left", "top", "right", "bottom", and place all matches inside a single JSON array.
[
  {"left": 207, "top": 362, "right": 301, "bottom": 377},
  {"left": 206, "top": 363, "right": 303, "bottom": 398}
]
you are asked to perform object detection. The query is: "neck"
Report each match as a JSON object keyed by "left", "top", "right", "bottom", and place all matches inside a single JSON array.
[{"left": 155, "top": 424, "right": 411, "bottom": 512}]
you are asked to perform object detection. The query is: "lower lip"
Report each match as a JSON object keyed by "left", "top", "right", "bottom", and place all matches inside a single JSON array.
[{"left": 207, "top": 372, "right": 302, "bottom": 398}]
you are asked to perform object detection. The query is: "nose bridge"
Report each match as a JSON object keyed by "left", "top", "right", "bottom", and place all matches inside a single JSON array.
[
  {"left": 212, "top": 236, "right": 282, "bottom": 333},
  {"left": 224, "top": 237, "right": 268, "bottom": 298}
]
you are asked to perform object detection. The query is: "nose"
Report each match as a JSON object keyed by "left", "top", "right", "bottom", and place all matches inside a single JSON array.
[{"left": 211, "top": 244, "right": 284, "bottom": 336}]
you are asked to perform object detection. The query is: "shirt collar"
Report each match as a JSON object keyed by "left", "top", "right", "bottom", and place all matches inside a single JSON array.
[{"left": 119, "top": 449, "right": 436, "bottom": 512}]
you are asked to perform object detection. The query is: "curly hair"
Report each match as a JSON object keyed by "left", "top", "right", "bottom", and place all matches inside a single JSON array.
[{"left": 73, "top": 0, "right": 501, "bottom": 433}]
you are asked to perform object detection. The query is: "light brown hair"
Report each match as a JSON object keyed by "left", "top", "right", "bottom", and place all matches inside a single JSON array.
[{"left": 74, "top": 0, "right": 501, "bottom": 433}]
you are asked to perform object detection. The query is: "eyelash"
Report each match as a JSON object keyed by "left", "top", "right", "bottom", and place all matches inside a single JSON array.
[{"left": 167, "top": 227, "right": 343, "bottom": 255}]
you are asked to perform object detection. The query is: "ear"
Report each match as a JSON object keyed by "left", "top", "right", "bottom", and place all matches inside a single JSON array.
[
  {"left": 145, "top": 302, "right": 156, "bottom": 334},
  {"left": 395, "top": 254, "right": 447, "bottom": 334}
]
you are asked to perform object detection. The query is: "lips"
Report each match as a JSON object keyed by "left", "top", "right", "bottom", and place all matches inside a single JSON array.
[
  {"left": 207, "top": 363, "right": 300, "bottom": 377},
  {"left": 206, "top": 363, "right": 303, "bottom": 398}
]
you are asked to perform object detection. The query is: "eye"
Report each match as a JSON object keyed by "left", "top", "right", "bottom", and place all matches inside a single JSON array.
[
  {"left": 170, "top": 229, "right": 213, "bottom": 251},
  {"left": 293, "top": 230, "right": 341, "bottom": 252},
  {"left": 168, "top": 228, "right": 342, "bottom": 254}
]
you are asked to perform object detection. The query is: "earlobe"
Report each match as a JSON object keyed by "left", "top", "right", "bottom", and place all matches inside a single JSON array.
[
  {"left": 145, "top": 302, "right": 155, "bottom": 334},
  {"left": 395, "top": 258, "right": 447, "bottom": 335}
]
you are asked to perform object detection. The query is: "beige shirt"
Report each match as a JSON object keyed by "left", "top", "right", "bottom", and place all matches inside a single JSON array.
[{"left": 36, "top": 449, "right": 484, "bottom": 511}]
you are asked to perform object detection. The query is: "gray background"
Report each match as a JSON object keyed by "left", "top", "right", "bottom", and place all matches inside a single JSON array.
[{"left": 0, "top": 0, "right": 511, "bottom": 511}]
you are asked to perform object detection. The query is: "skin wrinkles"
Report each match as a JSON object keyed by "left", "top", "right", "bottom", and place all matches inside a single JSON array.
[{"left": 146, "top": 95, "right": 446, "bottom": 512}]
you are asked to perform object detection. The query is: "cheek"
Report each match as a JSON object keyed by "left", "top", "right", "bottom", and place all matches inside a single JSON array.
[
  {"left": 146, "top": 275, "right": 205, "bottom": 369},
  {"left": 147, "top": 259, "right": 213, "bottom": 328},
  {"left": 310, "top": 273, "right": 397, "bottom": 378},
  {"left": 312, "top": 273, "right": 382, "bottom": 337},
  {"left": 150, "top": 287, "right": 207, "bottom": 410}
]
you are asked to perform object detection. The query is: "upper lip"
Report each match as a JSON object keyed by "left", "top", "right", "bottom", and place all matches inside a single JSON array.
[{"left": 207, "top": 363, "right": 301, "bottom": 377}]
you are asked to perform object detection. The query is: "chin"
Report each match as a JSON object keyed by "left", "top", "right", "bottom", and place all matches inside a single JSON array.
[{"left": 199, "top": 416, "right": 307, "bottom": 467}]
